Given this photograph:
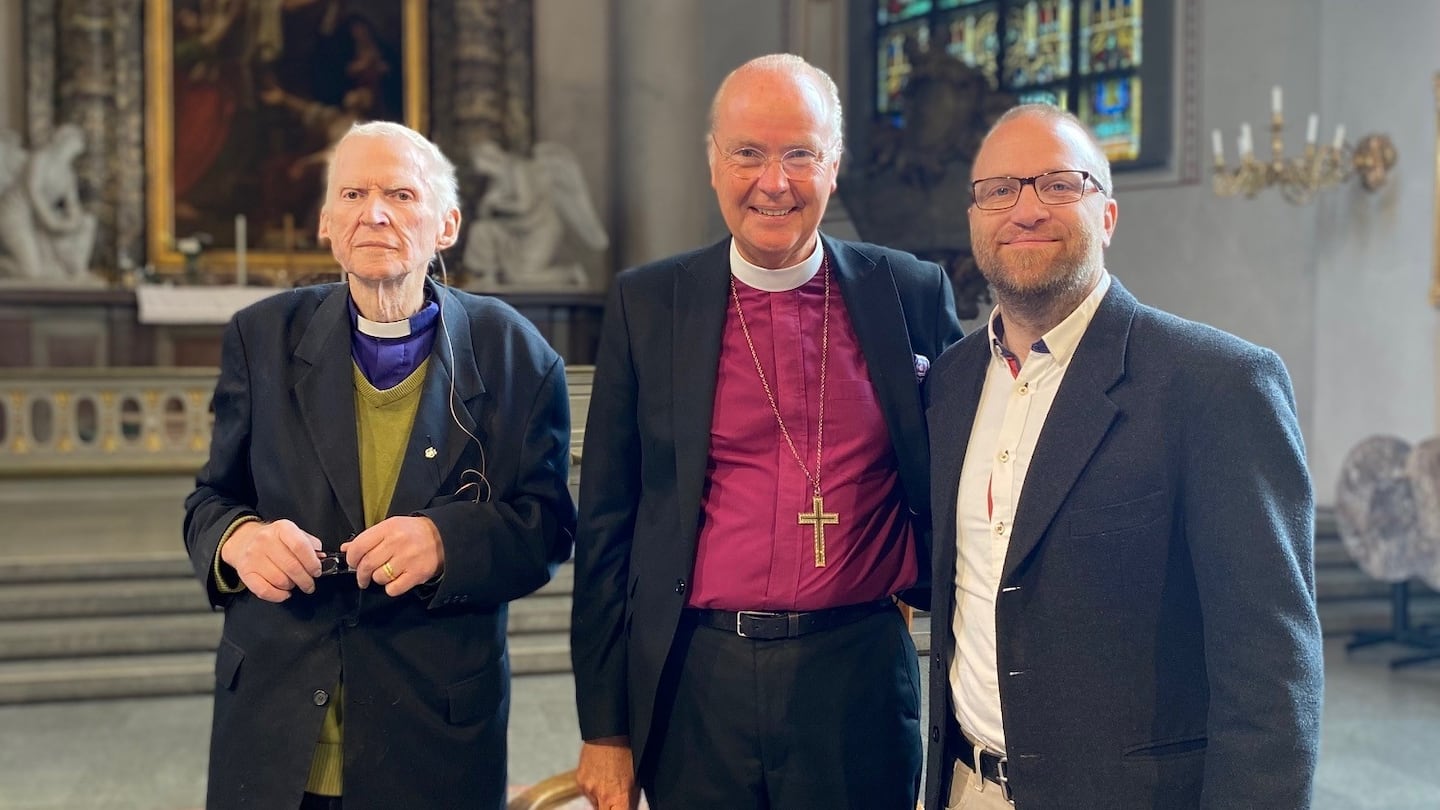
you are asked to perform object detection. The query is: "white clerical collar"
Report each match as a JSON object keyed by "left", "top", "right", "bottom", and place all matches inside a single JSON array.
[
  {"left": 729, "top": 238, "right": 824, "bottom": 292},
  {"left": 356, "top": 315, "right": 411, "bottom": 338}
]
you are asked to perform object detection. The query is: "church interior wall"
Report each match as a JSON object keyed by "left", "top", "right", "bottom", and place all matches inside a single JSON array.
[
  {"left": 1311, "top": 0, "right": 1438, "bottom": 507},
  {"left": 1, "top": 1, "right": 1435, "bottom": 507},
  {"left": 1104, "top": 0, "right": 1324, "bottom": 481}
]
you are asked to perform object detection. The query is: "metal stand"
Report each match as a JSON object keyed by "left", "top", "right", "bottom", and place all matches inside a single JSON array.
[{"left": 1345, "top": 582, "right": 1440, "bottom": 669}]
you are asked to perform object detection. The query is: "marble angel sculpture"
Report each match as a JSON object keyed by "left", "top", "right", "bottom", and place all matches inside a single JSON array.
[
  {"left": 462, "top": 140, "right": 608, "bottom": 290},
  {"left": 0, "top": 125, "right": 99, "bottom": 283}
]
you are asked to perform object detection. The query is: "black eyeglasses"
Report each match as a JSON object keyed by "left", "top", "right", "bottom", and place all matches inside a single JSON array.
[
  {"left": 971, "top": 170, "right": 1105, "bottom": 211},
  {"left": 318, "top": 552, "right": 354, "bottom": 576}
]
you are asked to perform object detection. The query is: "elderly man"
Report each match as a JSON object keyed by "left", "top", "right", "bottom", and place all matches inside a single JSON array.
[
  {"left": 923, "top": 104, "right": 1323, "bottom": 809},
  {"left": 184, "top": 121, "right": 575, "bottom": 810},
  {"left": 570, "top": 54, "right": 963, "bottom": 810}
]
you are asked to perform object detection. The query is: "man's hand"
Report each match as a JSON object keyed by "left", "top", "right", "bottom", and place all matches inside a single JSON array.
[
  {"left": 577, "top": 737, "right": 640, "bottom": 810},
  {"left": 219, "top": 519, "right": 322, "bottom": 602},
  {"left": 342, "top": 515, "right": 445, "bottom": 597}
]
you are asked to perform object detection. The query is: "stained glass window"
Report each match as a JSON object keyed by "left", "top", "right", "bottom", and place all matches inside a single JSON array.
[{"left": 870, "top": 0, "right": 1167, "bottom": 170}]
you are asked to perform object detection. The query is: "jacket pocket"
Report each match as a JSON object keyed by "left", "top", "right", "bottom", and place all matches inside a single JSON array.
[
  {"left": 447, "top": 651, "right": 507, "bottom": 725},
  {"left": 215, "top": 636, "right": 244, "bottom": 691},
  {"left": 1069, "top": 489, "right": 1166, "bottom": 538}
]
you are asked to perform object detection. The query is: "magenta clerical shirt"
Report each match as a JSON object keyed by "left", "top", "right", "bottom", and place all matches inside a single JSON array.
[{"left": 686, "top": 255, "right": 919, "bottom": 611}]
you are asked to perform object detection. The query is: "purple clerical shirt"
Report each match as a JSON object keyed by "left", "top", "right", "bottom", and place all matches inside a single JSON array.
[
  {"left": 686, "top": 269, "right": 919, "bottom": 611},
  {"left": 348, "top": 296, "right": 440, "bottom": 389}
]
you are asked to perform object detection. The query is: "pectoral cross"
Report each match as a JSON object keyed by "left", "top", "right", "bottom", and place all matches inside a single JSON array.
[{"left": 798, "top": 494, "right": 840, "bottom": 567}]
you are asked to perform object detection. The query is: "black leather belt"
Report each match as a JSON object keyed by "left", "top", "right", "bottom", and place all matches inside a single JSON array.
[
  {"left": 950, "top": 718, "right": 1014, "bottom": 804},
  {"left": 689, "top": 599, "right": 894, "bottom": 640}
]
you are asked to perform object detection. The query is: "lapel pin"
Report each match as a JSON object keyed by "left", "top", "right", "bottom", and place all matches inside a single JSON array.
[{"left": 424, "top": 446, "right": 438, "bottom": 459}]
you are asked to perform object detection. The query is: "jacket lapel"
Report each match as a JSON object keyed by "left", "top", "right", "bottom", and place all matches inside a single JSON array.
[
  {"left": 389, "top": 280, "right": 487, "bottom": 516},
  {"left": 293, "top": 285, "right": 366, "bottom": 535},
  {"left": 929, "top": 332, "right": 991, "bottom": 617},
  {"left": 672, "top": 241, "right": 731, "bottom": 549},
  {"left": 827, "top": 236, "right": 928, "bottom": 504},
  {"left": 1001, "top": 281, "right": 1136, "bottom": 582}
]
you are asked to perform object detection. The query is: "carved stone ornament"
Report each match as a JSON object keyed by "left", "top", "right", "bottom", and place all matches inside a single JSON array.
[
  {"left": 1335, "top": 435, "right": 1431, "bottom": 583},
  {"left": 838, "top": 47, "right": 1015, "bottom": 320},
  {"left": 0, "top": 124, "right": 101, "bottom": 284},
  {"left": 461, "top": 141, "right": 608, "bottom": 291}
]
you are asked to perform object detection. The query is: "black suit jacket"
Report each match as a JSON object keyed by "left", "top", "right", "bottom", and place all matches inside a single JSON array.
[
  {"left": 184, "top": 278, "right": 575, "bottom": 810},
  {"left": 570, "top": 235, "right": 963, "bottom": 773},
  {"left": 923, "top": 279, "right": 1324, "bottom": 809}
]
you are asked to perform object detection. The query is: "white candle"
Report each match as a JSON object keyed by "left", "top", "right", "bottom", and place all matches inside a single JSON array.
[
  {"left": 235, "top": 214, "right": 247, "bottom": 287},
  {"left": 1272, "top": 86, "right": 1283, "bottom": 117},
  {"left": 1239, "top": 122, "right": 1253, "bottom": 157},
  {"left": 1212, "top": 129, "right": 1224, "bottom": 162},
  {"left": 1332, "top": 124, "right": 1346, "bottom": 151},
  {"left": 1306, "top": 114, "right": 1318, "bottom": 145}
]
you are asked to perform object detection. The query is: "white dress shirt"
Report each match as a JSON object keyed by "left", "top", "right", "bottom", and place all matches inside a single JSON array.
[{"left": 949, "top": 271, "right": 1111, "bottom": 753}]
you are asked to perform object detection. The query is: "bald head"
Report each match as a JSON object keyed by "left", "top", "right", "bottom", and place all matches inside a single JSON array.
[
  {"left": 708, "top": 54, "right": 844, "bottom": 159},
  {"left": 981, "top": 104, "right": 1112, "bottom": 197}
]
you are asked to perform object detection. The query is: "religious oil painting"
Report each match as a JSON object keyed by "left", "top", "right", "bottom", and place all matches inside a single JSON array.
[{"left": 145, "top": 0, "right": 428, "bottom": 281}]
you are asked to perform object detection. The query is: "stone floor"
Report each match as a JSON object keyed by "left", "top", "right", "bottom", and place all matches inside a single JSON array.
[{"left": 0, "top": 639, "right": 1437, "bottom": 809}]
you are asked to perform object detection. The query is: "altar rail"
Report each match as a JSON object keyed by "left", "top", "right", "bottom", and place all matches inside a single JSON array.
[{"left": 0, "top": 367, "right": 594, "bottom": 481}]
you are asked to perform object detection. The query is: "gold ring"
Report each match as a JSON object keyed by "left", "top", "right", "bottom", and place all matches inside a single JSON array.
[{"left": 382, "top": 562, "right": 398, "bottom": 580}]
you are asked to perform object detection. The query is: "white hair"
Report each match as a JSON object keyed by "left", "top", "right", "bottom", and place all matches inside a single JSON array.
[{"left": 323, "top": 121, "right": 460, "bottom": 217}]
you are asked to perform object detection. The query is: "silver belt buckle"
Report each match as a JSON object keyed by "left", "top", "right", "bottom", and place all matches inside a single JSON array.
[
  {"left": 735, "top": 610, "right": 783, "bottom": 638},
  {"left": 994, "top": 756, "right": 1014, "bottom": 805}
]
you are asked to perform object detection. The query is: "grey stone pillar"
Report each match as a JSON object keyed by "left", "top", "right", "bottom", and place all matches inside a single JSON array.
[{"left": 612, "top": 0, "right": 711, "bottom": 269}]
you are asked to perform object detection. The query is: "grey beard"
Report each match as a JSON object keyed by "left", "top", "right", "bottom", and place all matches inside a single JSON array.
[{"left": 984, "top": 254, "right": 1103, "bottom": 330}]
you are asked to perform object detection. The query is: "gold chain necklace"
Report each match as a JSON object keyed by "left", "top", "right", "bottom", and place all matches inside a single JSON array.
[{"left": 730, "top": 255, "right": 839, "bottom": 567}]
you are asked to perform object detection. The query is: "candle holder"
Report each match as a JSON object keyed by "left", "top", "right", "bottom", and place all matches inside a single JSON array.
[{"left": 1213, "top": 92, "right": 1396, "bottom": 205}]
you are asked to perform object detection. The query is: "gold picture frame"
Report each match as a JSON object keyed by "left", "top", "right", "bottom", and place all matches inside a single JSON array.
[{"left": 144, "top": 0, "right": 429, "bottom": 282}]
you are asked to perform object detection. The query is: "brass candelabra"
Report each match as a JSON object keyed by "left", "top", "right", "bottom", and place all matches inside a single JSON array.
[{"left": 1213, "top": 88, "right": 1396, "bottom": 205}]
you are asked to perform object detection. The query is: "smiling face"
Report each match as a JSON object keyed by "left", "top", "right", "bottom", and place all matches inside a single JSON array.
[
  {"left": 318, "top": 133, "right": 459, "bottom": 284},
  {"left": 968, "top": 112, "right": 1117, "bottom": 304},
  {"left": 708, "top": 65, "right": 839, "bottom": 269}
]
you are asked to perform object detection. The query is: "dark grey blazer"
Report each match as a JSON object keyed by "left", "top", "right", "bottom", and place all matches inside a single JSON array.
[
  {"left": 184, "top": 278, "right": 576, "bottom": 810},
  {"left": 570, "top": 234, "right": 964, "bottom": 773},
  {"left": 923, "top": 278, "right": 1324, "bottom": 809}
]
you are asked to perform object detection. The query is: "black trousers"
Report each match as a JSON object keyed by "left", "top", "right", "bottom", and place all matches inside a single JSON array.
[{"left": 641, "top": 606, "right": 922, "bottom": 810}]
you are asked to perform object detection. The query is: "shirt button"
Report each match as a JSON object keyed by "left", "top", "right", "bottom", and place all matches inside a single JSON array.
[
  {"left": 312, "top": 690, "right": 330, "bottom": 706},
  {"left": 997, "top": 449, "right": 1010, "bottom": 463},
  {"left": 1017, "top": 382, "right": 1030, "bottom": 395},
  {"left": 674, "top": 579, "right": 687, "bottom": 595},
  {"left": 993, "top": 522, "right": 1006, "bottom": 536},
  {"left": 343, "top": 615, "right": 359, "bottom": 628}
]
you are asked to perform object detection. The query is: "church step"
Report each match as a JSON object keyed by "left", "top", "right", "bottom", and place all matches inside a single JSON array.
[
  {"left": 0, "top": 632, "right": 576, "bottom": 706},
  {"left": 1318, "top": 596, "right": 1440, "bottom": 638},
  {"left": 0, "top": 573, "right": 567, "bottom": 631},
  {"left": 0, "top": 599, "right": 574, "bottom": 662},
  {"left": 0, "top": 614, "right": 221, "bottom": 660},
  {"left": 0, "top": 554, "right": 572, "bottom": 593},
  {"left": 1316, "top": 567, "right": 1439, "bottom": 602},
  {"left": 0, "top": 578, "right": 210, "bottom": 620},
  {"left": 1314, "top": 537, "right": 1355, "bottom": 569},
  {"left": 0, "top": 553, "right": 193, "bottom": 585},
  {"left": 0, "top": 652, "right": 218, "bottom": 704}
]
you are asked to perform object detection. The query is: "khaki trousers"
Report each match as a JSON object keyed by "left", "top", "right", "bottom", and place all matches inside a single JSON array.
[{"left": 945, "top": 759, "right": 1013, "bottom": 810}]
